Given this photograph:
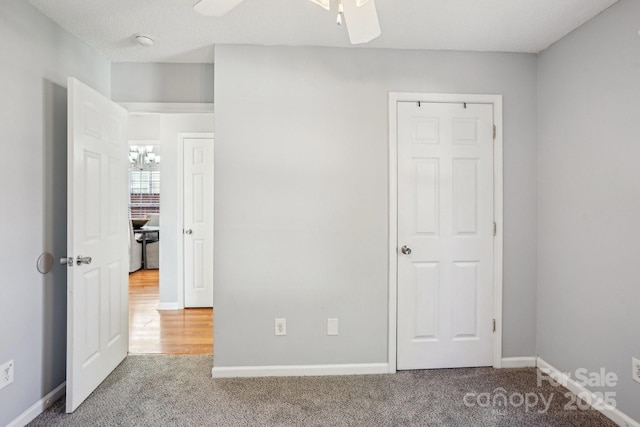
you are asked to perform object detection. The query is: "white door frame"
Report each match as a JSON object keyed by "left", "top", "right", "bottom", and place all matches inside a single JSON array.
[
  {"left": 177, "top": 132, "right": 215, "bottom": 308},
  {"left": 119, "top": 103, "right": 213, "bottom": 311},
  {"left": 388, "top": 92, "right": 503, "bottom": 373}
]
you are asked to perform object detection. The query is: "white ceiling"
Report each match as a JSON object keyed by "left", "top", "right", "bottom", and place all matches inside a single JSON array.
[{"left": 28, "top": 0, "right": 618, "bottom": 63}]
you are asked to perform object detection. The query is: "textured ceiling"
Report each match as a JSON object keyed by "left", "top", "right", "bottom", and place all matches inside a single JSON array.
[{"left": 28, "top": 0, "right": 618, "bottom": 63}]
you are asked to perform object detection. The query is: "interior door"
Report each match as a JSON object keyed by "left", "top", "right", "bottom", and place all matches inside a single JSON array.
[
  {"left": 396, "top": 101, "right": 494, "bottom": 370},
  {"left": 183, "top": 136, "right": 214, "bottom": 308},
  {"left": 66, "top": 78, "right": 129, "bottom": 412}
]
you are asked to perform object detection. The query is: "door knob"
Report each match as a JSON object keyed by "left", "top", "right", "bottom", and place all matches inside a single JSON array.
[
  {"left": 60, "top": 257, "right": 74, "bottom": 267},
  {"left": 401, "top": 245, "right": 412, "bottom": 255},
  {"left": 76, "top": 255, "right": 92, "bottom": 265},
  {"left": 185, "top": 229, "right": 193, "bottom": 235}
]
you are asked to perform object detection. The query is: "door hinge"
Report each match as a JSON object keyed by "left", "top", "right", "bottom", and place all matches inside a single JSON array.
[
  {"left": 493, "top": 125, "right": 496, "bottom": 140},
  {"left": 493, "top": 221, "right": 497, "bottom": 236},
  {"left": 493, "top": 319, "right": 496, "bottom": 332}
]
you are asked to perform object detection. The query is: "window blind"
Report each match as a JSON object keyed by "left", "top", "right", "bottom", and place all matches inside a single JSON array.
[{"left": 129, "top": 169, "right": 160, "bottom": 218}]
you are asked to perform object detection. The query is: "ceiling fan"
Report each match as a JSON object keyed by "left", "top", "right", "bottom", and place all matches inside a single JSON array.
[{"left": 193, "top": 0, "right": 381, "bottom": 44}]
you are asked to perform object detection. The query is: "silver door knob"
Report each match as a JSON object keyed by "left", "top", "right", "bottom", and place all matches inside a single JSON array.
[
  {"left": 185, "top": 229, "right": 193, "bottom": 235},
  {"left": 60, "top": 257, "right": 74, "bottom": 267},
  {"left": 401, "top": 245, "right": 412, "bottom": 255},
  {"left": 76, "top": 255, "right": 92, "bottom": 265}
]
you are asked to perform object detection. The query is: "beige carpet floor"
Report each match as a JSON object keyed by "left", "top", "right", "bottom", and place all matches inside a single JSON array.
[{"left": 30, "top": 355, "right": 617, "bottom": 426}]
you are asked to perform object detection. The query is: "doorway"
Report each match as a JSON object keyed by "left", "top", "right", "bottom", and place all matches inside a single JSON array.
[
  {"left": 388, "top": 93, "right": 504, "bottom": 371},
  {"left": 125, "top": 109, "right": 214, "bottom": 355}
]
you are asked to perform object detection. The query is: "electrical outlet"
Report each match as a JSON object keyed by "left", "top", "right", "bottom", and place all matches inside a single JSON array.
[
  {"left": 0, "top": 360, "right": 14, "bottom": 390},
  {"left": 632, "top": 357, "right": 640, "bottom": 384},
  {"left": 275, "top": 318, "right": 286, "bottom": 336},
  {"left": 327, "top": 318, "right": 339, "bottom": 336}
]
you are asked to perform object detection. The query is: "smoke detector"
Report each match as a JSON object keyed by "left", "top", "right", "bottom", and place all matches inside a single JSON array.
[{"left": 135, "top": 35, "right": 154, "bottom": 47}]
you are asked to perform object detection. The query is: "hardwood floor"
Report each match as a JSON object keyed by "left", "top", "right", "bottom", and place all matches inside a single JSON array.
[{"left": 129, "top": 269, "right": 213, "bottom": 354}]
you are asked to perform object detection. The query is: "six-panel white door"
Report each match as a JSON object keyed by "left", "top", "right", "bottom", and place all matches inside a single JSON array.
[
  {"left": 183, "top": 137, "right": 214, "bottom": 308},
  {"left": 66, "top": 78, "right": 129, "bottom": 412},
  {"left": 396, "top": 101, "right": 494, "bottom": 370}
]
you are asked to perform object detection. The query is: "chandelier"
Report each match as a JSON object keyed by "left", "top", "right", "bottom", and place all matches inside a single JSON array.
[{"left": 129, "top": 145, "right": 160, "bottom": 171}]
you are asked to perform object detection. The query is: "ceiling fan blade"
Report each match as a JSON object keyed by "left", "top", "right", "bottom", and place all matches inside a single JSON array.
[
  {"left": 343, "top": 0, "right": 381, "bottom": 44},
  {"left": 308, "top": 0, "right": 331, "bottom": 11},
  {"left": 193, "top": 0, "right": 247, "bottom": 17}
]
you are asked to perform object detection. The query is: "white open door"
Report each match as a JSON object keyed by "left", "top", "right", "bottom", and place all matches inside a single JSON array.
[
  {"left": 65, "top": 78, "right": 129, "bottom": 412},
  {"left": 183, "top": 136, "right": 214, "bottom": 308}
]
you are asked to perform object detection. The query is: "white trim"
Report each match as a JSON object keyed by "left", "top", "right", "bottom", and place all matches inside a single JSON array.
[
  {"left": 212, "top": 363, "right": 390, "bottom": 378},
  {"left": 387, "top": 92, "right": 399, "bottom": 375},
  {"left": 6, "top": 382, "right": 66, "bottom": 427},
  {"left": 492, "top": 98, "right": 504, "bottom": 369},
  {"left": 177, "top": 132, "right": 215, "bottom": 309},
  {"left": 536, "top": 358, "right": 640, "bottom": 427},
  {"left": 120, "top": 102, "right": 214, "bottom": 114},
  {"left": 176, "top": 133, "right": 185, "bottom": 309},
  {"left": 388, "top": 92, "right": 504, "bottom": 371},
  {"left": 157, "top": 302, "right": 181, "bottom": 311},
  {"left": 501, "top": 357, "right": 537, "bottom": 368}
]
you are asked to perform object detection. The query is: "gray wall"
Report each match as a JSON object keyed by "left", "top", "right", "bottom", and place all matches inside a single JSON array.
[
  {"left": 537, "top": 0, "right": 640, "bottom": 421},
  {"left": 0, "top": 2, "right": 111, "bottom": 425},
  {"left": 214, "top": 45, "right": 538, "bottom": 367},
  {"left": 112, "top": 63, "right": 214, "bottom": 103}
]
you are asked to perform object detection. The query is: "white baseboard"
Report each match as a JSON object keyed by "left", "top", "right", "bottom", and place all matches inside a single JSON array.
[
  {"left": 212, "top": 363, "right": 390, "bottom": 378},
  {"left": 7, "top": 382, "right": 65, "bottom": 427},
  {"left": 537, "top": 358, "right": 639, "bottom": 427},
  {"left": 157, "top": 302, "right": 181, "bottom": 310},
  {"left": 501, "top": 357, "right": 537, "bottom": 368}
]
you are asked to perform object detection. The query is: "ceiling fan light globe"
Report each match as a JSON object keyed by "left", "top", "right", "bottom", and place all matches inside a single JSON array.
[
  {"left": 343, "top": 0, "right": 381, "bottom": 44},
  {"left": 193, "top": 0, "right": 247, "bottom": 17},
  {"left": 309, "top": 0, "right": 331, "bottom": 11}
]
